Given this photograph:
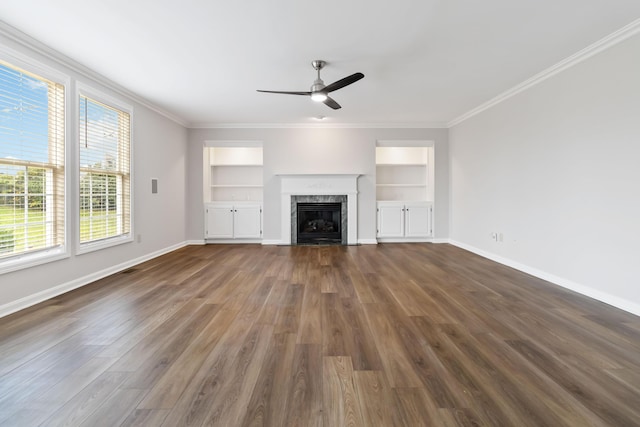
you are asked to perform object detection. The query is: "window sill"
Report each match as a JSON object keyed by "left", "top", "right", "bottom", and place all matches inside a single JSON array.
[
  {"left": 0, "top": 247, "right": 69, "bottom": 275},
  {"left": 77, "top": 234, "right": 134, "bottom": 256}
]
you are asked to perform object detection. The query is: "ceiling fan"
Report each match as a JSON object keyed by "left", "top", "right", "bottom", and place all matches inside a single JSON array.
[{"left": 257, "top": 60, "right": 364, "bottom": 110}]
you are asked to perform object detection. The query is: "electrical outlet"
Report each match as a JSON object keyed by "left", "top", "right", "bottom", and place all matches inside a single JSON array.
[{"left": 491, "top": 232, "right": 498, "bottom": 241}]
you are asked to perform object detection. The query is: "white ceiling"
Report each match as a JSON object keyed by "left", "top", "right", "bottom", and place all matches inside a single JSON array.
[{"left": 1, "top": 1, "right": 639, "bottom": 127}]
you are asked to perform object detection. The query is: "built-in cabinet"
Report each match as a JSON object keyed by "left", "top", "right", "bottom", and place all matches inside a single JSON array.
[
  {"left": 204, "top": 144, "right": 263, "bottom": 242},
  {"left": 205, "top": 202, "right": 262, "bottom": 240},
  {"left": 376, "top": 143, "right": 434, "bottom": 242},
  {"left": 377, "top": 201, "right": 433, "bottom": 239}
]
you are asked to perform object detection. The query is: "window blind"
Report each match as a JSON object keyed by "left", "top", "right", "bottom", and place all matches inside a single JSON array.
[
  {"left": 0, "top": 60, "right": 65, "bottom": 259},
  {"left": 78, "top": 95, "right": 130, "bottom": 244}
]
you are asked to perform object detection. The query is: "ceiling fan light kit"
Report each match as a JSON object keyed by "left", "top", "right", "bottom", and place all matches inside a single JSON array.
[
  {"left": 311, "top": 93, "right": 328, "bottom": 102},
  {"left": 257, "top": 60, "right": 364, "bottom": 110}
]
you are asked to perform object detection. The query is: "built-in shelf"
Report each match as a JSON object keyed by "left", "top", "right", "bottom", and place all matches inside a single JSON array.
[
  {"left": 204, "top": 146, "right": 264, "bottom": 202},
  {"left": 375, "top": 146, "right": 431, "bottom": 202}
]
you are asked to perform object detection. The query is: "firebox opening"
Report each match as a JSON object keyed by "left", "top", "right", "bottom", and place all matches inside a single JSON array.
[{"left": 296, "top": 202, "right": 342, "bottom": 245}]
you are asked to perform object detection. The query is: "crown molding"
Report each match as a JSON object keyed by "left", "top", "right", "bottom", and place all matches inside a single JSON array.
[
  {"left": 447, "top": 18, "right": 640, "bottom": 128},
  {"left": 0, "top": 21, "right": 189, "bottom": 128},
  {"left": 188, "top": 121, "right": 448, "bottom": 129}
]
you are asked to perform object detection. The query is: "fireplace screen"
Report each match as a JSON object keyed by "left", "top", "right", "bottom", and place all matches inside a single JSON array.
[{"left": 296, "top": 202, "right": 342, "bottom": 244}]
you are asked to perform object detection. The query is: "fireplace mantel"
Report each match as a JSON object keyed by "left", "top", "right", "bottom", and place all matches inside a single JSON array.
[{"left": 278, "top": 174, "right": 360, "bottom": 244}]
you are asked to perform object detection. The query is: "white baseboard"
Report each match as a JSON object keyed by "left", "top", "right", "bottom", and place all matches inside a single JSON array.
[
  {"left": 449, "top": 240, "right": 640, "bottom": 317},
  {"left": 377, "top": 238, "right": 433, "bottom": 243},
  {"left": 0, "top": 241, "right": 188, "bottom": 319},
  {"left": 431, "top": 238, "right": 449, "bottom": 244},
  {"left": 261, "top": 240, "right": 283, "bottom": 245},
  {"left": 205, "top": 239, "right": 262, "bottom": 244},
  {"left": 357, "top": 239, "right": 378, "bottom": 245},
  {"left": 185, "top": 239, "right": 206, "bottom": 245}
]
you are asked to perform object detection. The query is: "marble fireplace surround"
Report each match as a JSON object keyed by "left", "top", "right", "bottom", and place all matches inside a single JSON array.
[{"left": 279, "top": 174, "right": 359, "bottom": 245}]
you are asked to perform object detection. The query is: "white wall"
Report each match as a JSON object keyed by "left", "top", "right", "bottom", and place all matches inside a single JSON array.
[
  {"left": 0, "top": 28, "right": 189, "bottom": 315},
  {"left": 450, "top": 32, "right": 640, "bottom": 314},
  {"left": 187, "top": 127, "right": 449, "bottom": 243}
]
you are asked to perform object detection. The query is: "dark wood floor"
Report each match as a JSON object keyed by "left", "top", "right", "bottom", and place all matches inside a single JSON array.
[{"left": 1, "top": 244, "right": 639, "bottom": 426}]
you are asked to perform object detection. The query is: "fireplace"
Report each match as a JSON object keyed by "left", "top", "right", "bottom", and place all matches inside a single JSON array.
[
  {"left": 297, "top": 202, "right": 342, "bottom": 244},
  {"left": 278, "top": 174, "right": 359, "bottom": 245},
  {"left": 291, "top": 194, "right": 347, "bottom": 245}
]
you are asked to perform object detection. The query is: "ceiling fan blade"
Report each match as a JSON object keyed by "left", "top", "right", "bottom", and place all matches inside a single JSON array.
[
  {"left": 256, "top": 90, "right": 311, "bottom": 96},
  {"left": 323, "top": 96, "right": 341, "bottom": 110},
  {"left": 323, "top": 72, "right": 364, "bottom": 93}
]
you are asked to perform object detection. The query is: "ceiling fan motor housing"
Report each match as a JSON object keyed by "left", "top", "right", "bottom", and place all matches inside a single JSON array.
[
  {"left": 311, "top": 79, "right": 326, "bottom": 93},
  {"left": 311, "top": 60, "right": 326, "bottom": 92}
]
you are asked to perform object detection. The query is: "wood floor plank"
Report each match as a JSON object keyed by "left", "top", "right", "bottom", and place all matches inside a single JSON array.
[
  {"left": 1, "top": 243, "right": 639, "bottom": 426},
  {"left": 120, "top": 303, "right": 221, "bottom": 389},
  {"left": 322, "top": 356, "right": 364, "bottom": 427},
  {"left": 283, "top": 344, "right": 323, "bottom": 427},
  {"left": 473, "top": 331, "right": 608, "bottom": 427},
  {"left": 322, "top": 292, "right": 348, "bottom": 356},
  {"left": 345, "top": 265, "right": 376, "bottom": 303},
  {"left": 200, "top": 324, "right": 275, "bottom": 426},
  {"left": 78, "top": 387, "right": 146, "bottom": 427},
  {"left": 392, "top": 387, "right": 440, "bottom": 426},
  {"left": 361, "top": 302, "right": 423, "bottom": 388},
  {"left": 507, "top": 338, "right": 640, "bottom": 426},
  {"left": 107, "top": 300, "right": 216, "bottom": 373},
  {"left": 385, "top": 277, "right": 434, "bottom": 316},
  {"left": 353, "top": 370, "right": 394, "bottom": 427},
  {"left": 0, "top": 336, "right": 103, "bottom": 410},
  {"left": 273, "top": 283, "right": 303, "bottom": 334},
  {"left": 0, "top": 356, "right": 118, "bottom": 426},
  {"left": 136, "top": 300, "right": 245, "bottom": 409},
  {"left": 120, "top": 409, "right": 170, "bottom": 427},
  {"left": 240, "top": 333, "right": 297, "bottom": 427},
  {"left": 40, "top": 371, "right": 129, "bottom": 427},
  {"left": 0, "top": 317, "right": 87, "bottom": 377},
  {"left": 296, "top": 272, "right": 323, "bottom": 344},
  {"left": 319, "top": 265, "right": 338, "bottom": 293},
  {"left": 338, "top": 297, "right": 383, "bottom": 371},
  {"left": 439, "top": 323, "right": 583, "bottom": 426}
]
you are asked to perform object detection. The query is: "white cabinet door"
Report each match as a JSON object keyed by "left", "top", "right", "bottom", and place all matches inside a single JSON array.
[
  {"left": 233, "top": 204, "right": 262, "bottom": 238},
  {"left": 377, "top": 203, "right": 405, "bottom": 237},
  {"left": 405, "top": 203, "right": 432, "bottom": 237},
  {"left": 205, "top": 204, "right": 234, "bottom": 238}
]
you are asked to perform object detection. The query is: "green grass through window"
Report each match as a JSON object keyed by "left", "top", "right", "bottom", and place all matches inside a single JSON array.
[{"left": 0, "top": 206, "right": 118, "bottom": 256}]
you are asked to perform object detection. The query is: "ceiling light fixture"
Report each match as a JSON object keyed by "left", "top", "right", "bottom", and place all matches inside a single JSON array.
[{"left": 310, "top": 92, "right": 327, "bottom": 102}]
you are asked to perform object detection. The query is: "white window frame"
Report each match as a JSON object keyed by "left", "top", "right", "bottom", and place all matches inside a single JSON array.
[
  {"left": 0, "top": 45, "right": 70, "bottom": 275},
  {"left": 75, "top": 82, "right": 133, "bottom": 255}
]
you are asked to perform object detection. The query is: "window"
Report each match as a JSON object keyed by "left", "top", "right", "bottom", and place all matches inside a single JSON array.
[
  {"left": 78, "top": 91, "right": 131, "bottom": 249},
  {"left": 0, "top": 59, "right": 65, "bottom": 265}
]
